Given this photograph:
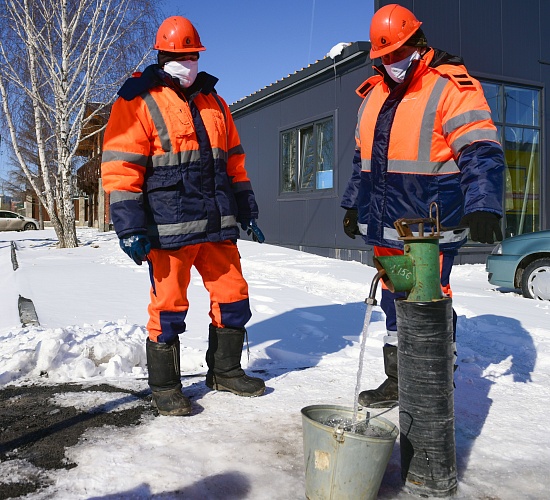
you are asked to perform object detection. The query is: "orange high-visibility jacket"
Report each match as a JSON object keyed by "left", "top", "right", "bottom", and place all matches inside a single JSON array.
[
  {"left": 101, "top": 67, "right": 258, "bottom": 249},
  {"left": 341, "top": 49, "right": 504, "bottom": 251}
]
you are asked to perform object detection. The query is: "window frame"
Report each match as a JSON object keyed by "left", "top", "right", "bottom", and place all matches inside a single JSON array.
[
  {"left": 278, "top": 113, "right": 337, "bottom": 199},
  {"left": 480, "top": 79, "right": 542, "bottom": 236}
]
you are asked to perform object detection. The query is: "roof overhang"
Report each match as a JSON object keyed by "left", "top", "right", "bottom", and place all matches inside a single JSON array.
[{"left": 230, "top": 41, "right": 371, "bottom": 116}]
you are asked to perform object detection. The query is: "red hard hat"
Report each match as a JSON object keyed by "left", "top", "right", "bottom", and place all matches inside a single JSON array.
[
  {"left": 154, "top": 16, "right": 206, "bottom": 53},
  {"left": 369, "top": 4, "right": 422, "bottom": 59}
]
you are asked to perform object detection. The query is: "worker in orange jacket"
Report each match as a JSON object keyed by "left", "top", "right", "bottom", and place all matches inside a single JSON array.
[
  {"left": 341, "top": 4, "right": 504, "bottom": 407},
  {"left": 101, "top": 16, "right": 265, "bottom": 416}
]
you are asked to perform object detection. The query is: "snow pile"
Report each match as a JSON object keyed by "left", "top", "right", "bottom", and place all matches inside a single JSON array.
[
  {"left": 327, "top": 42, "right": 351, "bottom": 59},
  {"left": 0, "top": 320, "right": 148, "bottom": 385}
]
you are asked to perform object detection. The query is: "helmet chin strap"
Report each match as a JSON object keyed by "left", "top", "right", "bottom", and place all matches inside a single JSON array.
[{"left": 416, "top": 46, "right": 429, "bottom": 59}]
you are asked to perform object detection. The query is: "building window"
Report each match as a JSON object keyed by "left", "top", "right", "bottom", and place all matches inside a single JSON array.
[
  {"left": 481, "top": 81, "right": 541, "bottom": 236},
  {"left": 280, "top": 117, "right": 334, "bottom": 194}
]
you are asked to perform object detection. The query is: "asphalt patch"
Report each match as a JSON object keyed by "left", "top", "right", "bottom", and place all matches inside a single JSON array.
[{"left": 0, "top": 383, "right": 151, "bottom": 499}]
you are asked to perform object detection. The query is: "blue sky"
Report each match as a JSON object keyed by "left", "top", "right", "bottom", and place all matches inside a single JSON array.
[{"left": 160, "top": 0, "right": 375, "bottom": 104}]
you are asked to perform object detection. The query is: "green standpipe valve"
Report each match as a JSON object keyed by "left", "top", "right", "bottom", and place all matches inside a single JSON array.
[{"left": 373, "top": 202, "right": 444, "bottom": 302}]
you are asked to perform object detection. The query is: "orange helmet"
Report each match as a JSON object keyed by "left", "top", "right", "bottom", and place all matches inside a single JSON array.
[
  {"left": 154, "top": 16, "right": 206, "bottom": 53},
  {"left": 369, "top": 4, "right": 422, "bottom": 59}
]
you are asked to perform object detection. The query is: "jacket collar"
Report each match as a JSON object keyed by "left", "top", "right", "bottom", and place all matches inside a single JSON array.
[
  {"left": 118, "top": 64, "right": 219, "bottom": 101},
  {"left": 181, "top": 71, "right": 219, "bottom": 101}
]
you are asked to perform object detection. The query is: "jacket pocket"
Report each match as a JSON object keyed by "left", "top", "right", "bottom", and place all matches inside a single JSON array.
[
  {"left": 145, "top": 167, "right": 183, "bottom": 225},
  {"left": 168, "top": 105, "right": 195, "bottom": 143}
]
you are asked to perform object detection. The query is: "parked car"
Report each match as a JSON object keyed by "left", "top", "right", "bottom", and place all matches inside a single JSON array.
[
  {"left": 0, "top": 210, "right": 39, "bottom": 231},
  {"left": 486, "top": 230, "right": 550, "bottom": 301}
]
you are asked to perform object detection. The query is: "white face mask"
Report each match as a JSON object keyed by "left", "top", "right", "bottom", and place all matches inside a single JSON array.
[
  {"left": 383, "top": 51, "right": 420, "bottom": 83},
  {"left": 163, "top": 60, "right": 198, "bottom": 88}
]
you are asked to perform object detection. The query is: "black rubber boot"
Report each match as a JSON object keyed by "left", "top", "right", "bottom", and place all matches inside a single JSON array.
[
  {"left": 358, "top": 344, "right": 398, "bottom": 407},
  {"left": 205, "top": 324, "right": 265, "bottom": 397},
  {"left": 146, "top": 338, "right": 192, "bottom": 416}
]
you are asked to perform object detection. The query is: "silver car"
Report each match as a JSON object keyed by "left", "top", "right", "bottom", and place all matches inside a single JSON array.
[{"left": 0, "top": 210, "right": 39, "bottom": 231}]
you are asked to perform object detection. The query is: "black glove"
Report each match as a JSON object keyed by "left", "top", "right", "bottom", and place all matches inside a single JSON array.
[
  {"left": 343, "top": 209, "right": 361, "bottom": 239},
  {"left": 459, "top": 212, "right": 503, "bottom": 244}
]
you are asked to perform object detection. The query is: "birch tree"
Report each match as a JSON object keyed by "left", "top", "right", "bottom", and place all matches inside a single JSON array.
[{"left": 0, "top": 0, "right": 161, "bottom": 247}]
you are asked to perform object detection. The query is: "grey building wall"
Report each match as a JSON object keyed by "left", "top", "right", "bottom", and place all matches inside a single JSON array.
[
  {"left": 231, "top": 1, "right": 548, "bottom": 265},
  {"left": 232, "top": 43, "right": 376, "bottom": 265}
]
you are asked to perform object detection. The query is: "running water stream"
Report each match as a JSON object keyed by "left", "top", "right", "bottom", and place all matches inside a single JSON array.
[{"left": 351, "top": 301, "right": 375, "bottom": 428}]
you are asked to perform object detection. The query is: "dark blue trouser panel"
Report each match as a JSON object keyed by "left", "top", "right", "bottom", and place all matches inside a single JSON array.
[
  {"left": 158, "top": 310, "right": 188, "bottom": 344},
  {"left": 219, "top": 298, "right": 252, "bottom": 329}
]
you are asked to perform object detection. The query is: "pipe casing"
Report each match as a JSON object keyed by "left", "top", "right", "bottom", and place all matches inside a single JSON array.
[{"left": 397, "top": 297, "right": 457, "bottom": 497}]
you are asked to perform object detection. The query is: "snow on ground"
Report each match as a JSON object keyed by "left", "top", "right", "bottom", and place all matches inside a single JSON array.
[{"left": 1, "top": 228, "right": 549, "bottom": 499}]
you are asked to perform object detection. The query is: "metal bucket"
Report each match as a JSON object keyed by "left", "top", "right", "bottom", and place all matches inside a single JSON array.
[{"left": 301, "top": 405, "right": 398, "bottom": 500}]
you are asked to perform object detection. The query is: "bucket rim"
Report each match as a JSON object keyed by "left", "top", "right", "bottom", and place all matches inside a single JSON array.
[{"left": 301, "top": 404, "right": 399, "bottom": 441}]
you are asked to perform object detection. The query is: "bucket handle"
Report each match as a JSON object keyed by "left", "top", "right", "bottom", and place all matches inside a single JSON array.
[
  {"left": 333, "top": 425, "right": 346, "bottom": 443},
  {"left": 352, "top": 403, "right": 398, "bottom": 432},
  {"left": 330, "top": 404, "right": 398, "bottom": 439},
  {"left": 363, "top": 402, "right": 398, "bottom": 420}
]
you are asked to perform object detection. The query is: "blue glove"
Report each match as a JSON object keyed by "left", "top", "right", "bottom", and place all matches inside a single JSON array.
[
  {"left": 119, "top": 234, "right": 151, "bottom": 265},
  {"left": 240, "top": 219, "right": 265, "bottom": 243}
]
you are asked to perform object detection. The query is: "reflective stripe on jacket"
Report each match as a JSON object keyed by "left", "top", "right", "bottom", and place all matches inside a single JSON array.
[
  {"left": 101, "top": 67, "right": 258, "bottom": 249},
  {"left": 341, "top": 48, "right": 504, "bottom": 251}
]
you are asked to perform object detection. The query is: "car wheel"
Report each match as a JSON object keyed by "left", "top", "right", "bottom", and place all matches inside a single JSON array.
[
  {"left": 23, "top": 222, "right": 37, "bottom": 231},
  {"left": 521, "top": 258, "right": 550, "bottom": 301}
]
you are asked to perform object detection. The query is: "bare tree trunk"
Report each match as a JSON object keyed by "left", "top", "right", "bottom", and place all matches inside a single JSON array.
[
  {"left": 38, "top": 199, "right": 44, "bottom": 230},
  {"left": 0, "top": 0, "right": 159, "bottom": 248}
]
